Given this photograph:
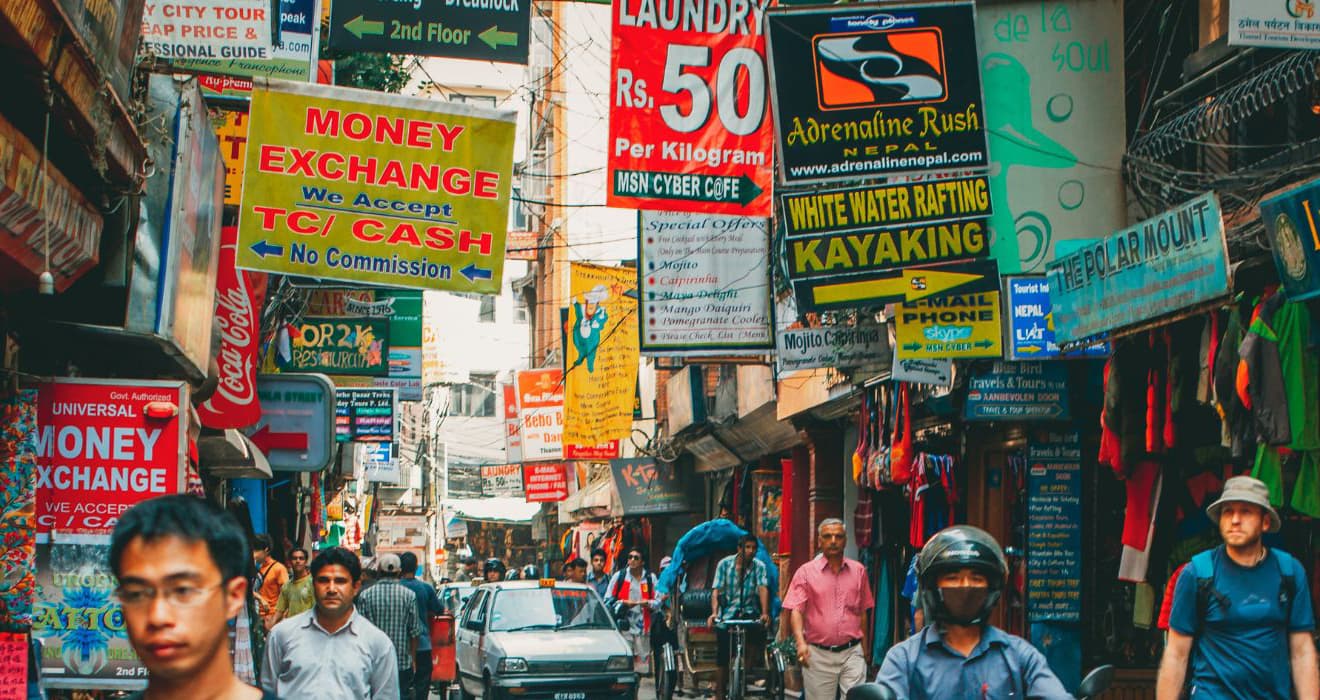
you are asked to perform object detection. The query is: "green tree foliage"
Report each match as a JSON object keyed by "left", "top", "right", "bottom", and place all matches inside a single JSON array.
[{"left": 322, "top": 51, "right": 412, "bottom": 94}]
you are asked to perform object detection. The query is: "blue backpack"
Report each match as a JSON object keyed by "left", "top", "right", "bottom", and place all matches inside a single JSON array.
[{"left": 1189, "top": 546, "right": 1299, "bottom": 622}]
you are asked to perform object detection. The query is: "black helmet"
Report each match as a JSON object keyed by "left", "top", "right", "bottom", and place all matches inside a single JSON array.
[
  {"left": 484, "top": 558, "right": 506, "bottom": 576},
  {"left": 916, "top": 526, "right": 1008, "bottom": 626}
]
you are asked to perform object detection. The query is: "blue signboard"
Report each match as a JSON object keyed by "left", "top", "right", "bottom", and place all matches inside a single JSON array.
[
  {"left": 1026, "top": 434, "right": 1083, "bottom": 622},
  {"left": 1004, "top": 276, "right": 1110, "bottom": 360},
  {"left": 964, "top": 362, "right": 1070, "bottom": 421},
  {"left": 1045, "top": 192, "right": 1229, "bottom": 343},
  {"left": 1259, "top": 177, "right": 1320, "bottom": 302}
]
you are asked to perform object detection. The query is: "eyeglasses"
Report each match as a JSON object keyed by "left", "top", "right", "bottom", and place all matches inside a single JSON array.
[
  {"left": 115, "top": 583, "right": 224, "bottom": 609},
  {"left": 628, "top": 554, "right": 642, "bottom": 560}
]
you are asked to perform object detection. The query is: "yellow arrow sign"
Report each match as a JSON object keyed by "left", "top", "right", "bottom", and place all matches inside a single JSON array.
[{"left": 811, "top": 267, "right": 988, "bottom": 306}]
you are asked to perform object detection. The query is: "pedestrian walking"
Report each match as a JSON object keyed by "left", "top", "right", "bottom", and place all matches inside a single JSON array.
[
  {"left": 262, "top": 547, "right": 399, "bottom": 699},
  {"left": 586, "top": 548, "right": 611, "bottom": 599},
  {"left": 876, "top": 526, "right": 1070, "bottom": 698},
  {"left": 565, "top": 557, "right": 588, "bottom": 584},
  {"left": 1156, "top": 476, "right": 1318, "bottom": 700},
  {"left": 251, "top": 534, "right": 288, "bottom": 629},
  {"left": 270, "top": 548, "right": 313, "bottom": 628},
  {"left": 605, "top": 547, "right": 661, "bottom": 674},
  {"left": 783, "top": 518, "right": 873, "bottom": 698},
  {"left": 708, "top": 534, "right": 770, "bottom": 699},
  {"left": 398, "top": 551, "right": 442, "bottom": 700},
  {"left": 110, "top": 495, "right": 277, "bottom": 700},
  {"left": 358, "top": 553, "right": 424, "bottom": 694}
]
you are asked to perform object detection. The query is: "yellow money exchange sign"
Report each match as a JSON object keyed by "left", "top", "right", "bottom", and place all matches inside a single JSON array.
[
  {"left": 236, "top": 79, "right": 516, "bottom": 293},
  {"left": 564, "top": 263, "right": 639, "bottom": 446}
]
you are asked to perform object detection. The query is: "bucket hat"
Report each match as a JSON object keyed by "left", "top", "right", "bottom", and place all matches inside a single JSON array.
[{"left": 1206, "top": 476, "right": 1282, "bottom": 532}]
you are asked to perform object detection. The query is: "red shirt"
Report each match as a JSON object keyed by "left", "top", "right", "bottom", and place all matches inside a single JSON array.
[{"left": 782, "top": 556, "right": 873, "bottom": 646}]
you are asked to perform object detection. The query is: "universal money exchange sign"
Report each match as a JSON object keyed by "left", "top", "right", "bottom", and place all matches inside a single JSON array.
[
  {"left": 608, "top": 0, "right": 775, "bottom": 215},
  {"left": 1046, "top": 192, "right": 1229, "bottom": 343},
  {"left": 765, "top": 2, "right": 988, "bottom": 184},
  {"left": 236, "top": 79, "right": 516, "bottom": 293}
]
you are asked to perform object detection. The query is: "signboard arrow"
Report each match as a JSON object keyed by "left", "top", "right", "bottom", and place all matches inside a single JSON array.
[
  {"left": 329, "top": 0, "right": 530, "bottom": 64},
  {"left": 249, "top": 425, "right": 310, "bottom": 452},
  {"left": 460, "top": 263, "right": 493, "bottom": 282},
  {"left": 794, "top": 259, "right": 1000, "bottom": 312},
  {"left": 479, "top": 26, "right": 518, "bottom": 49},
  {"left": 344, "top": 15, "right": 385, "bottom": 38},
  {"left": 250, "top": 240, "right": 284, "bottom": 258}
]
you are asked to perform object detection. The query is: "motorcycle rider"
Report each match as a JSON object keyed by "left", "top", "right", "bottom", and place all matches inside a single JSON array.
[{"left": 876, "top": 526, "right": 1071, "bottom": 699}]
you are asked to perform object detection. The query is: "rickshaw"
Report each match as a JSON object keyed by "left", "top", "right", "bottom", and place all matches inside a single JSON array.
[{"left": 654, "top": 519, "right": 786, "bottom": 700}]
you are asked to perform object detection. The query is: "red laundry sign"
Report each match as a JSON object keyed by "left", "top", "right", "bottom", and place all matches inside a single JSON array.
[
  {"left": 523, "top": 463, "right": 569, "bottom": 503},
  {"left": 198, "top": 226, "right": 267, "bottom": 429},
  {"left": 36, "top": 380, "right": 187, "bottom": 540}
]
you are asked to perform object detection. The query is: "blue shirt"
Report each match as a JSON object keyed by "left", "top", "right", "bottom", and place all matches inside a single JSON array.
[
  {"left": 713, "top": 555, "right": 769, "bottom": 620},
  {"left": 586, "top": 570, "right": 610, "bottom": 600},
  {"left": 399, "top": 577, "right": 442, "bottom": 651},
  {"left": 1169, "top": 547, "right": 1314, "bottom": 700},
  {"left": 876, "top": 625, "right": 1071, "bottom": 699}
]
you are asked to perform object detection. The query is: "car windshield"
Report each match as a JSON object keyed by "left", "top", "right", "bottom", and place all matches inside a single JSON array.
[
  {"left": 442, "top": 586, "right": 475, "bottom": 614},
  {"left": 488, "top": 587, "right": 614, "bottom": 632}
]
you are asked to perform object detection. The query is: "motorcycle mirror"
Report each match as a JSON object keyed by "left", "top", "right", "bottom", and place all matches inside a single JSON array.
[
  {"left": 1076, "top": 664, "right": 1115, "bottom": 698},
  {"left": 845, "top": 683, "right": 897, "bottom": 700}
]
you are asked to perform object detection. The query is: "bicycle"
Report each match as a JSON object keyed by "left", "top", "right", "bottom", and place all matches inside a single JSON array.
[{"left": 718, "top": 618, "right": 783, "bottom": 700}]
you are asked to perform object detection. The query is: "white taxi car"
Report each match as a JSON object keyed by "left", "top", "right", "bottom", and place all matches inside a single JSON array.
[{"left": 455, "top": 579, "right": 639, "bottom": 700}]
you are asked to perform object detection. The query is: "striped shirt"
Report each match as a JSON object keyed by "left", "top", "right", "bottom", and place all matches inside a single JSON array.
[{"left": 357, "top": 579, "right": 422, "bottom": 671}]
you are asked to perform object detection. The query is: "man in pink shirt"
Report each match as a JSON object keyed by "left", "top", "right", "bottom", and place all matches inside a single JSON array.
[{"left": 783, "top": 518, "right": 873, "bottom": 698}]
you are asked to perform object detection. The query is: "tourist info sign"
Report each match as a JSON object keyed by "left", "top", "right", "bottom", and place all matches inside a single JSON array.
[{"left": 235, "top": 79, "right": 516, "bottom": 293}]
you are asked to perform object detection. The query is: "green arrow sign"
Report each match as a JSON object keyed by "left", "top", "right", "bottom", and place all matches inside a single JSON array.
[
  {"left": 479, "top": 26, "right": 519, "bottom": 49},
  {"left": 344, "top": 15, "right": 385, "bottom": 38},
  {"left": 613, "top": 170, "right": 762, "bottom": 207}
]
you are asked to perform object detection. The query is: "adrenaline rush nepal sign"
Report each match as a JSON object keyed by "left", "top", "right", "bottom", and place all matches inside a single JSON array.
[
  {"left": 608, "top": 0, "right": 775, "bottom": 216},
  {"left": 764, "top": 1, "right": 988, "bottom": 184},
  {"left": 236, "top": 79, "right": 517, "bottom": 293},
  {"left": 36, "top": 380, "right": 187, "bottom": 541}
]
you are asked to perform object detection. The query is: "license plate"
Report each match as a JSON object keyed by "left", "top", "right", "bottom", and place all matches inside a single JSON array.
[{"left": 553, "top": 694, "right": 586, "bottom": 700}]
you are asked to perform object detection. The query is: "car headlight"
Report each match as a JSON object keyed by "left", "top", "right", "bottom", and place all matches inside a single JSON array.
[
  {"left": 498, "top": 657, "right": 529, "bottom": 673},
  {"left": 605, "top": 655, "right": 631, "bottom": 672}
]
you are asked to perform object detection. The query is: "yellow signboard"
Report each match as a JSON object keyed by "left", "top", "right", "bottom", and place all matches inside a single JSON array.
[
  {"left": 564, "top": 263, "right": 639, "bottom": 446},
  {"left": 894, "top": 291, "right": 1003, "bottom": 359},
  {"left": 216, "top": 110, "right": 249, "bottom": 206},
  {"left": 235, "top": 79, "right": 516, "bottom": 293}
]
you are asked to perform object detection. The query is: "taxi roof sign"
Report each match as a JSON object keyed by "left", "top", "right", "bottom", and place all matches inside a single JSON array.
[{"left": 539, "top": 578, "right": 556, "bottom": 588}]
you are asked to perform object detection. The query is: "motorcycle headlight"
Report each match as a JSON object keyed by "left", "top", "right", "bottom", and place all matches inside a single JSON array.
[
  {"left": 499, "top": 657, "right": 529, "bottom": 673},
  {"left": 605, "top": 655, "right": 631, "bottom": 672}
]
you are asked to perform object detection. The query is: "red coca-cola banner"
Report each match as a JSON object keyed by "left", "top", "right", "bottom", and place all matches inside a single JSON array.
[{"left": 197, "top": 226, "right": 267, "bottom": 429}]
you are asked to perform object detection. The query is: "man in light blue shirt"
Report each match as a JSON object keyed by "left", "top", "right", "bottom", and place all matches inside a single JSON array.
[{"left": 586, "top": 547, "right": 611, "bottom": 599}]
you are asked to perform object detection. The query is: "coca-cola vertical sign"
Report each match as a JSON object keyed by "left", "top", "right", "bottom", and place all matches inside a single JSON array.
[{"left": 197, "top": 226, "right": 267, "bottom": 429}]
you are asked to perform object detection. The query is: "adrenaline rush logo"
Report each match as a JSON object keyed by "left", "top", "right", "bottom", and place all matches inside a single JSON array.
[{"left": 812, "top": 25, "right": 948, "bottom": 111}]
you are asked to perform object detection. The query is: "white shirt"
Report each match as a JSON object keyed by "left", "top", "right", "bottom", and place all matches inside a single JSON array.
[{"left": 262, "top": 609, "right": 399, "bottom": 699}]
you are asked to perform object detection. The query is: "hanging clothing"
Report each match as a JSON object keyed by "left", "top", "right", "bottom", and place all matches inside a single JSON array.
[
  {"left": 1118, "top": 473, "right": 1162, "bottom": 583},
  {"left": 1213, "top": 301, "right": 1254, "bottom": 457},
  {"left": 1291, "top": 451, "right": 1320, "bottom": 518},
  {"left": 1121, "top": 460, "right": 1162, "bottom": 550},
  {"left": 1237, "top": 293, "right": 1292, "bottom": 446}
]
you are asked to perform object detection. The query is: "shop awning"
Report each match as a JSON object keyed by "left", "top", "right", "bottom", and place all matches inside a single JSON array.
[
  {"left": 197, "top": 429, "right": 273, "bottom": 479},
  {"left": 443, "top": 497, "right": 540, "bottom": 523},
  {"left": 564, "top": 478, "right": 614, "bottom": 514}
]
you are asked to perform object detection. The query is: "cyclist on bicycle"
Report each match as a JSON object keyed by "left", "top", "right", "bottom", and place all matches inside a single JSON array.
[
  {"left": 876, "top": 526, "right": 1071, "bottom": 699},
  {"left": 709, "top": 534, "right": 770, "bottom": 699}
]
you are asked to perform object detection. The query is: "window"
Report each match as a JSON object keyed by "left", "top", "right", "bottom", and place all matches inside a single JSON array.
[
  {"left": 449, "top": 373, "right": 497, "bottom": 417},
  {"left": 449, "top": 93, "right": 499, "bottom": 108},
  {"left": 478, "top": 296, "right": 496, "bottom": 323},
  {"left": 512, "top": 290, "right": 529, "bottom": 324}
]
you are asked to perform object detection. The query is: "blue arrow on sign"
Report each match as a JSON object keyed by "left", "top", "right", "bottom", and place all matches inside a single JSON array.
[
  {"left": 250, "top": 240, "right": 285, "bottom": 258},
  {"left": 461, "top": 263, "right": 493, "bottom": 282}
]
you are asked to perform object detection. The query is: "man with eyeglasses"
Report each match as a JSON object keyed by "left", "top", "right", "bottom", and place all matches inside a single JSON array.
[
  {"left": 270, "top": 548, "right": 313, "bottom": 629},
  {"left": 262, "top": 547, "right": 400, "bottom": 699},
  {"left": 109, "top": 494, "right": 278, "bottom": 700}
]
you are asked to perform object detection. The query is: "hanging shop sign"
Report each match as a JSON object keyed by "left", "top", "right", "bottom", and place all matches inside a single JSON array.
[
  {"left": 610, "top": 458, "right": 691, "bottom": 515},
  {"left": 329, "top": 0, "right": 530, "bottom": 64},
  {"left": 895, "top": 290, "right": 1003, "bottom": 359},
  {"left": 1259, "top": 177, "right": 1320, "bottom": 302},
  {"left": 51, "top": 0, "right": 146, "bottom": 104},
  {"left": 776, "top": 319, "right": 889, "bottom": 372},
  {"left": 248, "top": 373, "right": 336, "bottom": 471},
  {"left": 1228, "top": 0, "right": 1320, "bottom": 49},
  {"left": 639, "top": 212, "right": 773, "bottom": 355},
  {"left": 564, "top": 264, "right": 640, "bottom": 446},
  {"left": 1003, "top": 276, "right": 1109, "bottom": 360},
  {"left": 33, "top": 542, "right": 145, "bottom": 689},
  {"left": 172, "top": 0, "right": 321, "bottom": 82},
  {"left": 780, "top": 175, "right": 992, "bottom": 238},
  {"left": 481, "top": 464, "right": 525, "bottom": 498},
  {"left": 1045, "top": 192, "right": 1229, "bottom": 344},
  {"left": 975, "top": 0, "right": 1126, "bottom": 273},
  {"left": 794, "top": 258, "right": 998, "bottom": 312},
  {"left": 376, "top": 514, "right": 427, "bottom": 553},
  {"left": 141, "top": 0, "right": 273, "bottom": 62},
  {"left": 565, "top": 441, "right": 622, "bottom": 460},
  {"left": 515, "top": 369, "right": 564, "bottom": 460},
  {"left": 523, "top": 463, "right": 569, "bottom": 503},
  {"left": 289, "top": 317, "right": 390, "bottom": 376},
  {"left": 36, "top": 380, "right": 187, "bottom": 542},
  {"left": 235, "top": 80, "right": 516, "bottom": 293},
  {"left": 765, "top": 1, "right": 988, "bottom": 185},
  {"left": 506, "top": 229, "right": 539, "bottom": 260},
  {"left": 786, "top": 217, "right": 989, "bottom": 281},
  {"left": 964, "top": 361, "right": 1071, "bottom": 421},
  {"left": 214, "top": 110, "right": 249, "bottom": 206},
  {"left": 502, "top": 383, "right": 523, "bottom": 463},
  {"left": 334, "top": 388, "right": 396, "bottom": 443},
  {"left": 306, "top": 289, "right": 425, "bottom": 400},
  {"left": 891, "top": 356, "right": 953, "bottom": 386},
  {"left": 197, "top": 227, "right": 268, "bottom": 430},
  {"left": 361, "top": 442, "right": 400, "bottom": 484},
  {"left": 606, "top": 0, "right": 775, "bottom": 215},
  {"left": 0, "top": 113, "right": 103, "bottom": 294},
  {"left": 1025, "top": 433, "right": 1083, "bottom": 621}
]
